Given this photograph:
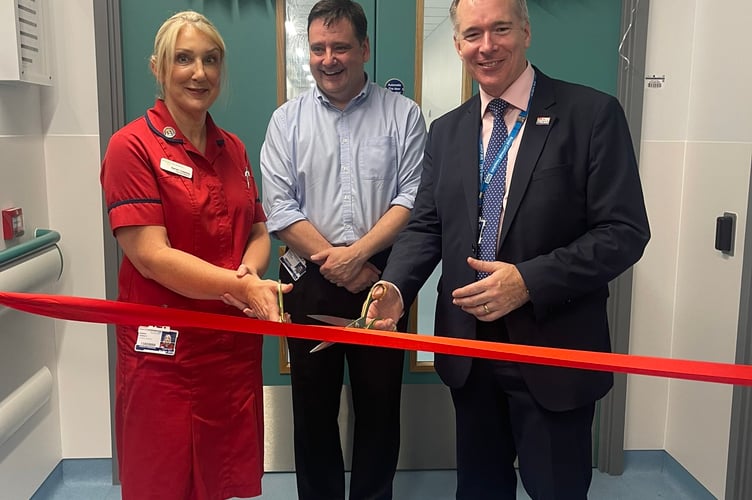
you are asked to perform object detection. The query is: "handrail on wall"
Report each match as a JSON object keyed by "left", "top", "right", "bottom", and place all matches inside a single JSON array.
[{"left": 0, "top": 229, "right": 61, "bottom": 269}]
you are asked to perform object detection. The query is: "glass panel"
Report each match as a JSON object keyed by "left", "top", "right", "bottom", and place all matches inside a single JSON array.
[
  {"left": 420, "top": 0, "right": 463, "bottom": 126},
  {"left": 283, "top": 0, "right": 318, "bottom": 101},
  {"left": 410, "top": 0, "right": 469, "bottom": 371}
]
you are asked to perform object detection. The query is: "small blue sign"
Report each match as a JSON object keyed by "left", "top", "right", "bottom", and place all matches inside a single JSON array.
[{"left": 384, "top": 78, "right": 405, "bottom": 95}]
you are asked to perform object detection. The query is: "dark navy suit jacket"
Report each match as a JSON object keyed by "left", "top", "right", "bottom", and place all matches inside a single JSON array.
[{"left": 382, "top": 68, "right": 650, "bottom": 412}]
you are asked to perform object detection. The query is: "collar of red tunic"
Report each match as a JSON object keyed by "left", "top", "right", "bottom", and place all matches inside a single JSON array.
[{"left": 144, "top": 99, "right": 226, "bottom": 159}]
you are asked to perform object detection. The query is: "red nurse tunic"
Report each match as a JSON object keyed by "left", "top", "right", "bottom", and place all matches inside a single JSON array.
[{"left": 101, "top": 99, "right": 266, "bottom": 500}]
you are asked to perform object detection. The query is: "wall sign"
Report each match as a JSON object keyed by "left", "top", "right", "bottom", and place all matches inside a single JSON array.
[{"left": 384, "top": 78, "right": 404, "bottom": 95}]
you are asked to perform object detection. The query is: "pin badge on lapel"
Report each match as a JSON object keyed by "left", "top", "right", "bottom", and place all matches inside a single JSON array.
[
  {"left": 535, "top": 117, "right": 551, "bottom": 126},
  {"left": 163, "top": 126, "right": 176, "bottom": 138}
]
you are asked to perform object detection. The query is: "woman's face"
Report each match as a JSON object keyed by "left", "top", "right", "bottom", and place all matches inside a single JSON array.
[{"left": 159, "top": 24, "right": 222, "bottom": 121}]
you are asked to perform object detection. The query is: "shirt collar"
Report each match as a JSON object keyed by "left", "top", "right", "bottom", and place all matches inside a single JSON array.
[
  {"left": 314, "top": 73, "right": 370, "bottom": 109},
  {"left": 480, "top": 62, "right": 535, "bottom": 116},
  {"left": 145, "top": 99, "right": 224, "bottom": 149}
]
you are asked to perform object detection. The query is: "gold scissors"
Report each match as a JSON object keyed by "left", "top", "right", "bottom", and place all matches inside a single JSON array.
[
  {"left": 277, "top": 280, "right": 286, "bottom": 323},
  {"left": 307, "top": 283, "right": 387, "bottom": 353}
]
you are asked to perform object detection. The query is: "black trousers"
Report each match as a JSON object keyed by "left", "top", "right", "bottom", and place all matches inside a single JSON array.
[
  {"left": 450, "top": 320, "right": 595, "bottom": 500},
  {"left": 281, "top": 251, "right": 406, "bottom": 500}
]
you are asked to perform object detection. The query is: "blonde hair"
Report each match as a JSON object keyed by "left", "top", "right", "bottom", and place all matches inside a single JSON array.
[{"left": 150, "top": 10, "right": 227, "bottom": 98}]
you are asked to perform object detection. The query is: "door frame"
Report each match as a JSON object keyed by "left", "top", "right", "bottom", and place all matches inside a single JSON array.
[
  {"left": 725, "top": 155, "right": 752, "bottom": 499},
  {"left": 92, "top": 0, "right": 124, "bottom": 484},
  {"left": 598, "top": 0, "right": 651, "bottom": 475}
]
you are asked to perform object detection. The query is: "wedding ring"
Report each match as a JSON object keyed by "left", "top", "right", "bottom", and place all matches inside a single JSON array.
[{"left": 483, "top": 303, "right": 490, "bottom": 314}]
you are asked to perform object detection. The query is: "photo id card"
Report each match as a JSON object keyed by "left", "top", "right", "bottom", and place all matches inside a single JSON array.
[
  {"left": 135, "top": 325, "right": 179, "bottom": 356},
  {"left": 280, "top": 248, "right": 306, "bottom": 281}
]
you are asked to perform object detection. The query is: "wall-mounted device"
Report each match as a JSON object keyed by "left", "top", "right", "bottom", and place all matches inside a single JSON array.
[
  {"left": 0, "top": 0, "right": 52, "bottom": 85},
  {"left": 715, "top": 212, "right": 736, "bottom": 257},
  {"left": 2, "top": 207, "right": 25, "bottom": 240}
]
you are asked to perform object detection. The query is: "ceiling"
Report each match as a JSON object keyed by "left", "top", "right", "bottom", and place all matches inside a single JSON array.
[{"left": 423, "top": 0, "right": 453, "bottom": 40}]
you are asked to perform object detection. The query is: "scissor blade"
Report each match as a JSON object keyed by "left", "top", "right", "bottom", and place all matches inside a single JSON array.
[
  {"left": 310, "top": 341, "right": 334, "bottom": 353},
  {"left": 307, "top": 315, "right": 364, "bottom": 353},
  {"left": 307, "top": 314, "right": 358, "bottom": 327}
]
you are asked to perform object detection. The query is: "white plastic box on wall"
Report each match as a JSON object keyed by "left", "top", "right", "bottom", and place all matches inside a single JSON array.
[{"left": 0, "top": 0, "right": 52, "bottom": 85}]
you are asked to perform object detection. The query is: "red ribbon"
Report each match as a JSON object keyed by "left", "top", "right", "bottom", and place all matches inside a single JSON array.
[{"left": 1, "top": 291, "right": 751, "bottom": 386}]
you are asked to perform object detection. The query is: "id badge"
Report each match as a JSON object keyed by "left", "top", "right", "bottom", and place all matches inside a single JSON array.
[
  {"left": 280, "top": 248, "right": 306, "bottom": 281},
  {"left": 135, "top": 325, "right": 179, "bottom": 356}
]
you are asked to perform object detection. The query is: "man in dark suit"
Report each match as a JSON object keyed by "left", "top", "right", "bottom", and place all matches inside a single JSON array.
[{"left": 367, "top": 0, "right": 650, "bottom": 498}]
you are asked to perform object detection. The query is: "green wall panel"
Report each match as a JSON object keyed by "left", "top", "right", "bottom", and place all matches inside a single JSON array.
[
  {"left": 374, "top": 0, "right": 418, "bottom": 98},
  {"left": 526, "top": 0, "right": 621, "bottom": 95}
]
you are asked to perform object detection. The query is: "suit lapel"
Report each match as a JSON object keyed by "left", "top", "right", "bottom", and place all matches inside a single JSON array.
[
  {"left": 499, "top": 72, "right": 556, "bottom": 250},
  {"left": 459, "top": 96, "right": 482, "bottom": 237}
]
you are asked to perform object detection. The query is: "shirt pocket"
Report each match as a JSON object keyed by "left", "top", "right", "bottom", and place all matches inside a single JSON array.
[{"left": 358, "top": 136, "right": 397, "bottom": 180}]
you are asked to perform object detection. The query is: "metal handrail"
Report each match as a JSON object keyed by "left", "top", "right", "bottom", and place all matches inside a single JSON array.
[{"left": 0, "top": 229, "right": 61, "bottom": 269}]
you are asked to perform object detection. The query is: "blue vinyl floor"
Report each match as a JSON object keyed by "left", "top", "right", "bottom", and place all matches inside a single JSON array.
[{"left": 31, "top": 451, "right": 716, "bottom": 500}]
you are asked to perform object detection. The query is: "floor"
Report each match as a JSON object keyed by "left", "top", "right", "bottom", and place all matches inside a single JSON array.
[{"left": 31, "top": 451, "right": 716, "bottom": 500}]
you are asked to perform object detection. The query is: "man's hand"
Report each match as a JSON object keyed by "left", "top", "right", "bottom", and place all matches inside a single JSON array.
[
  {"left": 344, "top": 262, "right": 381, "bottom": 293},
  {"left": 365, "top": 281, "right": 403, "bottom": 331},
  {"left": 310, "top": 246, "right": 365, "bottom": 285},
  {"left": 451, "top": 257, "right": 529, "bottom": 321}
]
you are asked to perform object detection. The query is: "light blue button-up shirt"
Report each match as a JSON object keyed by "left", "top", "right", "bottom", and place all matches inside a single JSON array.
[{"left": 261, "top": 80, "right": 426, "bottom": 246}]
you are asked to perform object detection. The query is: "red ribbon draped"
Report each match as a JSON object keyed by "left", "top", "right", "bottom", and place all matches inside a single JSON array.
[{"left": 1, "top": 291, "right": 751, "bottom": 386}]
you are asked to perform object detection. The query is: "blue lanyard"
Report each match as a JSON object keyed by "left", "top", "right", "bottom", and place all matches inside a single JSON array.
[{"left": 478, "top": 76, "right": 537, "bottom": 208}]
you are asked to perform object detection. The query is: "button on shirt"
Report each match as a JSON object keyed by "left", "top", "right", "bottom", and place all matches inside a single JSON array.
[{"left": 261, "top": 80, "right": 426, "bottom": 246}]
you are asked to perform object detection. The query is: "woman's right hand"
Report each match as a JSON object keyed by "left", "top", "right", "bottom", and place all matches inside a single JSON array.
[{"left": 222, "top": 264, "right": 292, "bottom": 322}]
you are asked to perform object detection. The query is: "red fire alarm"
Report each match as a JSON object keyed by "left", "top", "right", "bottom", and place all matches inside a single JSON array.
[{"left": 2, "top": 207, "right": 25, "bottom": 240}]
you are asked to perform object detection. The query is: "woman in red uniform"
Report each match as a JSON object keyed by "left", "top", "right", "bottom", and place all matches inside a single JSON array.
[{"left": 100, "top": 11, "right": 289, "bottom": 500}]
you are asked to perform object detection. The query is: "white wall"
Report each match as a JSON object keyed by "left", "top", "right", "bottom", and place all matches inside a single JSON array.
[
  {"left": 42, "top": 0, "right": 110, "bottom": 460},
  {"left": 0, "top": 50, "right": 63, "bottom": 500},
  {"left": 627, "top": 0, "right": 752, "bottom": 496},
  {"left": 0, "top": 0, "right": 109, "bottom": 496}
]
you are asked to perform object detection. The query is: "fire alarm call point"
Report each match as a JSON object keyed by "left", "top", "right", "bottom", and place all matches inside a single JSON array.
[{"left": 2, "top": 207, "right": 25, "bottom": 240}]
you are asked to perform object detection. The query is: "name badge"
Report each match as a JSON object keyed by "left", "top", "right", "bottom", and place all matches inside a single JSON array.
[
  {"left": 135, "top": 325, "right": 179, "bottom": 356},
  {"left": 160, "top": 158, "right": 193, "bottom": 179},
  {"left": 280, "top": 248, "right": 306, "bottom": 281}
]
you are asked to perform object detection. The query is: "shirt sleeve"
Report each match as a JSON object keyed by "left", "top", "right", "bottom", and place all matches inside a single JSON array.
[
  {"left": 260, "top": 107, "right": 307, "bottom": 236},
  {"left": 392, "top": 101, "right": 427, "bottom": 210},
  {"left": 100, "top": 128, "right": 165, "bottom": 233}
]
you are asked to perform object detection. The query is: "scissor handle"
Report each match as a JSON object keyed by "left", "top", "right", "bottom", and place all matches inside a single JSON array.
[
  {"left": 371, "top": 283, "right": 387, "bottom": 300},
  {"left": 277, "top": 280, "right": 285, "bottom": 323},
  {"left": 360, "top": 282, "right": 387, "bottom": 320}
]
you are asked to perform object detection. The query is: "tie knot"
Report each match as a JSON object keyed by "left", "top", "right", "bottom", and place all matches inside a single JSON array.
[{"left": 487, "top": 98, "right": 508, "bottom": 119}]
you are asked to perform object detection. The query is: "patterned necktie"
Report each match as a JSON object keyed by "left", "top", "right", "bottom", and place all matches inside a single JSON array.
[{"left": 477, "top": 98, "right": 509, "bottom": 279}]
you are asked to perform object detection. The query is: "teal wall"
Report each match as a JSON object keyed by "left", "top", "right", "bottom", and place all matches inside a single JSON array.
[
  {"left": 527, "top": 0, "right": 622, "bottom": 95},
  {"left": 119, "top": 0, "right": 623, "bottom": 386},
  {"left": 373, "top": 1, "right": 418, "bottom": 97}
]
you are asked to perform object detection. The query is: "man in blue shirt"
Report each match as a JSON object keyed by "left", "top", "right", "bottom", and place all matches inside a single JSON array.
[{"left": 260, "top": 1, "right": 426, "bottom": 499}]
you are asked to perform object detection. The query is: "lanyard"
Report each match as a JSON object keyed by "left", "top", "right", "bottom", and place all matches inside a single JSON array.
[{"left": 477, "top": 76, "right": 537, "bottom": 208}]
